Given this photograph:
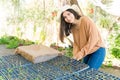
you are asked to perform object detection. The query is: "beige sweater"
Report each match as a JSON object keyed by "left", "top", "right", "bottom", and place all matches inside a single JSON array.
[{"left": 71, "top": 16, "right": 105, "bottom": 60}]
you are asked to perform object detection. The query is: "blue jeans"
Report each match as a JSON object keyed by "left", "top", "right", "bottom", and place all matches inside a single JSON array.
[{"left": 83, "top": 47, "right": 106, "bottom": 69}]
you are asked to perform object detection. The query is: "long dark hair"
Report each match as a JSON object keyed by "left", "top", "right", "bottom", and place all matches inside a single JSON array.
[{"left": 59, "top": 9, "right": 81, "bottom": 42}]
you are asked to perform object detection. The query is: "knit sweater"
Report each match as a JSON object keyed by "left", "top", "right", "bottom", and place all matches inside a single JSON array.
[{"left": 71, "top": 16, "right": 105, "bottom": 60}]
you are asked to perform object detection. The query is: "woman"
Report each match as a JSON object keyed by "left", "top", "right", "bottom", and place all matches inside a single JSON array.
[{"left": 59, "top": 5, "right": 106, "bottom": 69}]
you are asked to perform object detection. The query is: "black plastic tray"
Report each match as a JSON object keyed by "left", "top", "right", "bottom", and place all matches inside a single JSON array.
[
  {"left": 0, "top": 55, "right": 89, "bottom": 80},
  {"left": 0, "top": 55, "right": 32, "bottom": 69},
  {"left": 57, "top": 68, "right": 120, "bottom": 80}
]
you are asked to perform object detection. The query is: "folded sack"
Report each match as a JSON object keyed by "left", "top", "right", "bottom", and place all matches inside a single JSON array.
[{"left": 15, "top": 44, "right": 62, "bottom": 63}]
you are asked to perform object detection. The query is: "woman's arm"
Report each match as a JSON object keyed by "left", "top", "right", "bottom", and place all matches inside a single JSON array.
[{"left": 73, "top": 17, "right": 100, "bottom": 60}]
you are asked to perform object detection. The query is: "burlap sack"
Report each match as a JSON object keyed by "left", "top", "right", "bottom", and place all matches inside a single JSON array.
[{"left": 15, "top": 44, "right": 62, "bottom": 63}]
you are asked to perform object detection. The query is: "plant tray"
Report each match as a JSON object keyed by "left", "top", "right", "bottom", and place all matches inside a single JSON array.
[
  {"left": 29, "top": 62, "right": 69, "bottom": 80},
  {"left": 45, "top": 56, "right": 89, "bottom": 73},
  {"left": 57, "top": 68, "right": 120, "bottom": 80},
  {"left": 0, "top": 66, "right": 42, "bottom": 80},
  {"left": 0, "top": 55, "right": 32, "bottom": 69},
  {"left": 0, "top": 55, "right": 89, "bottom": 80},
  {"left": 0, "top": 57, "right": 9, "bottom": 69},
  {"left": 0, "top": 63, "right": 68, "bottom": 80}
]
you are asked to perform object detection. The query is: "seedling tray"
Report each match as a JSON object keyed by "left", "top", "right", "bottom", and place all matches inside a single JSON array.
[
  {"left": 0, "top": 62, "right": 88, "bottom": 80},
  {"left": 45, "top": 56, "right": 89, "bottom": 73},
  {"left": 0, "top": 63, "right": 67, "bottom": 80},
  {"left": 0, "top": 55, "right": 89, "bottom": 80},
  {"left": 0, "top": 57, "right": 9, "bottom": 69},
  {"left": 57, "top": 68, "right": 120, "bottom": 80},
  {"left": 0, "top": 66, "right": 42, "bottom": 80},
  {"left": 0, "top": 55, "right": 32, "bottom": 69},
  {"left": 29, "top": 62, "right": 69, "bottom": 80}
]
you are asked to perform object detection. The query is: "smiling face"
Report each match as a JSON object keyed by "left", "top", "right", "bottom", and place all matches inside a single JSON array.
[{"left": 62, "top": 11, "right": 75, "bottom": 23}]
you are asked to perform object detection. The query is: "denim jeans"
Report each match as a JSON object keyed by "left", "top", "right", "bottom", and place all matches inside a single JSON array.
[{"left": 83, "top": 47, "right": 106, "bottom": 69}]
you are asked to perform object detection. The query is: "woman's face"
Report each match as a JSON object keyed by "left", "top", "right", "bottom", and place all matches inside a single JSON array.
[{"left": 63, "top": 11, "right": 75, "bottom": 23}]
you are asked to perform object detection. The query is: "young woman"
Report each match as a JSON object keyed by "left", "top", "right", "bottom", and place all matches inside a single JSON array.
[{"left": 59, "top": 5, "right": 106, "bottom": 69}]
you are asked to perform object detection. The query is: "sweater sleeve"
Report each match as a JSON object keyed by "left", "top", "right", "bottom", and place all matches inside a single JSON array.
[
  {"left": 73, "top": 17, "right": 99, "bottom": 60},
  {"left": 73, "top": 42, "right": 79, "bottom": 57}
]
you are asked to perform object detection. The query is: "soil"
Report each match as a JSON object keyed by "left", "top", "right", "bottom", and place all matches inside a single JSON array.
[{"left": 0, "top": 44, "right": 120, "bottom": 77}]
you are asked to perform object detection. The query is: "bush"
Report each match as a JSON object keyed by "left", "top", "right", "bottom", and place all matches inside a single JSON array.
[
  {"left": 0, "top": 35, "right": 35, "bottom": 49},
  {"left": 109, "top": 23, "right": 120, "bottom": 59}
]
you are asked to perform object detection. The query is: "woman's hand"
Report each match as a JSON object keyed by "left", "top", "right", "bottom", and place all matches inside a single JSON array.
[{"left": 73, "top": 52, "right": 83, "bottom": 61}]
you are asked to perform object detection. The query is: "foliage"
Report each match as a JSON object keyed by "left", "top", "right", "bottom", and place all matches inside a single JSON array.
[
  {"left": 0, "top": 35, "right": 35, "bottom": 49},
  {"left": 108, "top": 23, "right": 120, "bottom": 59},
  {"left": 109, "top": 35, "right": 120, "bottom": 59},
  {"left": 64, "top": 46, "right": 73, "bottom": 58},
  {"left": 99, "top": 16, "right": 113, "bottom": 29},
  {"left": 50, "top": 43, "right": 73, "bottom": 58},
  {"left": 50, "top": 43, "right": 65, "bottom": 52}
]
